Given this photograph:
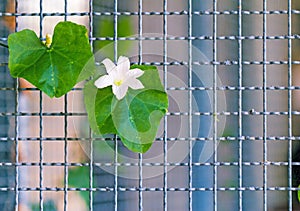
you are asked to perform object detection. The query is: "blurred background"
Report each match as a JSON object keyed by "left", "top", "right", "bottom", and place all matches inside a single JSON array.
[{"left": 0, "top": 0, "right": 299, "bottom": 210}]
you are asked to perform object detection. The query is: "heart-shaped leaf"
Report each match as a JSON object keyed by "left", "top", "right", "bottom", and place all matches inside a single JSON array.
[
  {"left": 8, "top": 21, "right": 94, "bottom": 98},
  {"left": 84, "top": 65, "right": 168, "bottom": 153}
]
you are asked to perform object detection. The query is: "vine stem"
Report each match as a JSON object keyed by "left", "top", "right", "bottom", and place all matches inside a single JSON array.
[{"left": 0, "top": 42, "right": 8, "bottom": 48}]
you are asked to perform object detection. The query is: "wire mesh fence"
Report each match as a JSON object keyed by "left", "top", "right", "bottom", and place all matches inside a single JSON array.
[{"left": 0, "top": 0, "right": 299, "bottom": 210}]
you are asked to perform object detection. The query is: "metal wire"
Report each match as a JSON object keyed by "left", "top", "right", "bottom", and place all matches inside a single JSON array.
[
  {"left": 39, "top": 1, "right": 44, "bottom": 210},
  {"left": 0, "top": 0, "right": 297, "bottom": 210},
  {"left": 1, "top": 186, "right": 299, "bottom": 192},
  {"left": 88, "top": 0, "right": 94, "bottom": 210},
  {"left": 288, "top": 0, "right": 293, "bottom": 211},
  {"left": 89, "top": 35, "right": 300, "bottom": 40},
  {"left": 263, "top": 1, "right": 268, "bottom": 210},
  {"left": 3, "top": 9, "right": 300, "bottom": 16},
  {"left": 113, "top": 1, "right": 118, "bottom": 211},
  {"left": 188, "top": 0, "right": 192, "bottom": 210},
  {"left": 3, "top": 59, "right": 300, "bottom": 66},
  {"left": 64, "top": 1, "right": 69, "bottom": 210},
  {"left": 138, "top": 1, "right": 143, "bottom": 210},
  {"left": 14, "top": 0, "right": 20, "bottom": 209},
  {"left": 238, "top": 0, "right": 243, "bottom": 210},
  {"left": 163, "top": 0, "right": 168, "bottom": 210},
  {"left": 213, "top": 0, "right": 218, "bottom": 210}
]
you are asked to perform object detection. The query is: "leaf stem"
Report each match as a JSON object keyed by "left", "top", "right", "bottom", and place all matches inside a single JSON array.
[{"left": 0, "top": 42, "right": 9, "bottom": 48}]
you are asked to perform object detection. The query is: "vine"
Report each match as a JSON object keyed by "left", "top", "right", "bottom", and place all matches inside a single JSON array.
[{"left": 6, "top": 21, "right": 168, "bottom": 153}]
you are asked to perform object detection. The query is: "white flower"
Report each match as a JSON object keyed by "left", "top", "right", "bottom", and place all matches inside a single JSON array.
[{"left": 94, "top": 56, "right": 145, "bottom": 100}]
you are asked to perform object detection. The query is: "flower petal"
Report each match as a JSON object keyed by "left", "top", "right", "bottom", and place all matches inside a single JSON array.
[
  {"left": 113, "top": 84, "right": 128, "bottom": 100},
  {"left": 126, "top": 78, "right": 144, "bottom": 90},
  {"left": 102, "top": 58, "right": 116, "bottom": 73},
  {"left": 126, "top": 68, "right": 144, "bottom": 78},
  {"left": 94, "top": 75, "right": 113, "bottom": 89},
  {"left": 117, "top": 56, "right": 130, "bottom": 76}
]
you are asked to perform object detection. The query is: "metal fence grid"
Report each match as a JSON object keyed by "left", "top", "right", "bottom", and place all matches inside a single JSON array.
[{"left": 0, "top": 0, "right": 299, "bottom": 210}]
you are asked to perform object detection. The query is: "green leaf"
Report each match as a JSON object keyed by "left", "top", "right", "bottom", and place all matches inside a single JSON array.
[
  {"left": 93, "top": 16, "right": 133, "bottom": 57},
  {"left": 298, "top": 185, "right": 300, "bottom": 202},
  {"left": 84, "top": 65, "right": 168, "bottom": 153},
  {"left": 31, "top": 200, "right": 57, "bottom": 211},
  {"left": 68, "top": 166, "right": 94, "bottom": 206},
  {"left": 8, "top": 21, "right": 94, "bottom": 98}
]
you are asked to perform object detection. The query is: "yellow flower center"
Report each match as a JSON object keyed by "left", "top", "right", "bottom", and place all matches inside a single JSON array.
[
  {"left": 45, "top": 34, "right": 52, "bottom": 48},
  {"left": 114, "top": 79, "right": 123, "bottom": 86}
]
